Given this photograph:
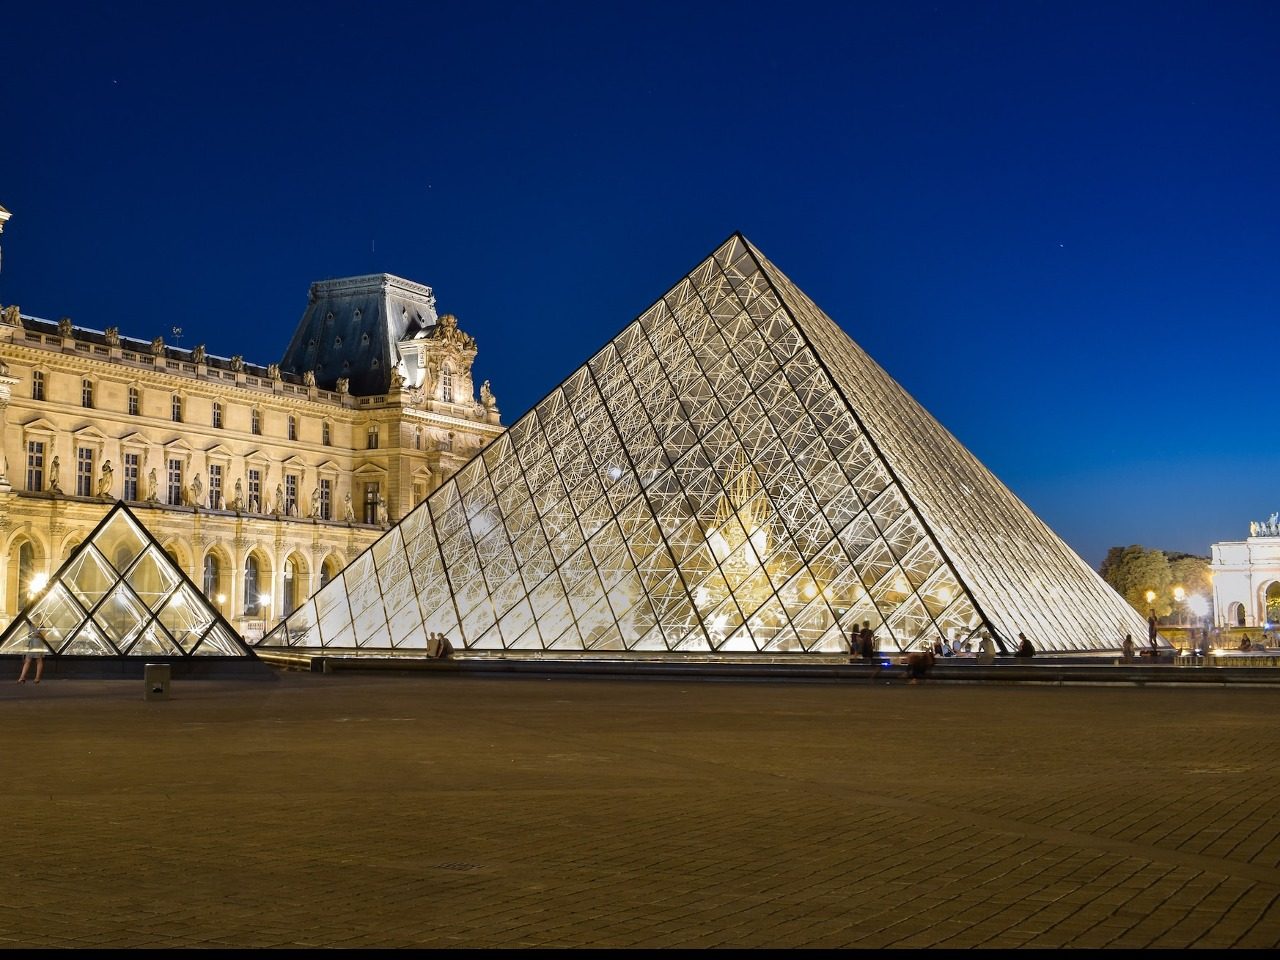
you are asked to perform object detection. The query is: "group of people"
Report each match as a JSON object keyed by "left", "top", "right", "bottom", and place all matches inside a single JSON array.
[
  {"left": 426, "top": 632, "right": 454, "bottom": 659},
  {"left": 849, "top": 623, "right": 1028, "bottom": 683}
]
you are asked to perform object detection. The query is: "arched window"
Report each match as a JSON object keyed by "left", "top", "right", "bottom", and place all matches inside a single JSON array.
[
  {"left": 283, "top": 557, "right": 299, "bottom": 616},
  {"left": 18, "top": 542, "right": 36, "bottom": 599},
  {"left": 244, "top": 555, "right": 262, "bottom": 616},
  {"left": 203, "top": 554, "right": 221, "bottom": 598},
  {"left": 320, "top": 557, "right": 338, "bottom": 589},
  {"left": 441, "top": 364, "right": 453, "bottom": 402}
]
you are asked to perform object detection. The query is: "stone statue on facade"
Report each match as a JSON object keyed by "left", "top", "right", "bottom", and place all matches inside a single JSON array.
[
  {"left": 274, "top": 483, "right": 285, "bottom": 515},
  {"left": 1251, "top": 521, "right": 1260, "bottom": 536},
  {"left": 48, "top": 455, "right": 61, "bottom": 494},
  {"left": 232, "top": 477, "right": 244, "bottom": 511},
  {"left": 389, "top": 367, "right": 406, "bottom": 390},
  {"left": 192, "top": 344, "right": 206, "bottom": 364},
  {"left": 150, "top": 336, "right": 165, "bottom": 356},
  {"left": 376, "top": 493, "right": 389, "bottom": 526},
  {"left": 303, "top": 370, "right": 316, "bottom": 387},
  {"left": 97, "top": 460, "right": 113, "bottom": 499},
  {"left": 1, "top": 305, "right": 20, "bottom": 327},
  {"left": 190, "top": 473, "right": 203, "bottom": 509},
  {"left": 336, "top": 377, "right": 350, "bottom": 395},
  {"left": 58, "top": 317, "right": 73, "bottom": 338},
  {"left": 310, "top": 487, "right": 322, "bottom": 518},
  {"left": 343, "top": 490, "right": 355, "bottom": 522},
  {"left": 230, "top": 355, "right": 245, "bottom": 372},
  {"left": 480, "top": 380, "right": 495, "bottom": 410},
  {"left": 145, "top": 467, "right": 159, "bottom": 503},
  {"left": 104, "top": 326, "right": 120, "bottom": 347},
  {"left": 267, "top": 363, "right": 282, "bottom": 383}
]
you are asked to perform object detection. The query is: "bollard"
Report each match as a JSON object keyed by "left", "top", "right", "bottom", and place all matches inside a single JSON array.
[{"left": 143, "top": 662, "right": 171, "bottom": 701}]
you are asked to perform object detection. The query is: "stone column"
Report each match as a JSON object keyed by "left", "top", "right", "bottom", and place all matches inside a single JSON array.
[{"left": 0, "top": 372, "right": 18, "bottom": 491}]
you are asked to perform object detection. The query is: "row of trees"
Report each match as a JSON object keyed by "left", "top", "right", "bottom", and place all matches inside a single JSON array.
[{"left": 1098, "top": 546, "right": 1212, "bottom": 620}]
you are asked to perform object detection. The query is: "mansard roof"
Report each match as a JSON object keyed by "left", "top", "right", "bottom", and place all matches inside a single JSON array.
[{"left": 278, "top": 273, "right": 438, "bottom": 397}]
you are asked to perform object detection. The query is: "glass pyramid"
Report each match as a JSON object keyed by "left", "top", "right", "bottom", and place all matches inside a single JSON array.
[
  {"left": 0, "top": 502, "right": 252, "bottom": 658},
  {"left": 260, "top": 234, "right": 1149, "bottom": 656}
]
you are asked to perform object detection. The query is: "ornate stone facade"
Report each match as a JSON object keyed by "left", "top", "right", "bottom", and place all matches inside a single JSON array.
[
  {"left": 1210, "top": 516, "right": 1280, "bottom": 628},
  {"left": 0, "top": 261, "right": 503, "bottom": 636}
]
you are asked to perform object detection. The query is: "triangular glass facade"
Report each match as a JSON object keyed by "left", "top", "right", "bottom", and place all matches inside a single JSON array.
[
  {"left": 0, "top": 502, "right": 252, "bottom": 657},
  {"left": 261, "top": 234, "right": 1148, "bottom": 656}
]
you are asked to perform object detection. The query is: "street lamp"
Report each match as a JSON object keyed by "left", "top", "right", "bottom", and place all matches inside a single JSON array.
[{"left": 1173, "top": 585, "right": 1186, "bottom": 625}]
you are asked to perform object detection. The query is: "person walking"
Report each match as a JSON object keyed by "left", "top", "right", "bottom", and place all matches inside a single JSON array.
[
  {"left": 1014, "top": 631, "right": 1035, "bottom": 659},
  {"left": 17, "top": 623, "right": 48, "bottom": 684}
]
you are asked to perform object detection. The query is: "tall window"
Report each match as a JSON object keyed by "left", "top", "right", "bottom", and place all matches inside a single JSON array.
[
  {"left": 364, "top": 482, "right": 379, "bottom": 524},
  {"left": 25, "top": 440, "right": 44, "bottom": 492},
  {"left": 127, "top": 386, "right": 139, "bottom": 416},
  {"left": 251, "top": 409, "right": 261, "bottom": 435},
  {"left": 283, "top": 557, "right": 299, "bottom": 616},
  {"left": 203, "top": 555, "right": 221, "bottom": 600},
  {"left": 320, "top": 558, "right": 335, "bottom": 589},
  {"left": 75, "top": 447, "right": 94, "bottom": 497},
  {"left": 208, "top": 463, "right": 222, "bottom": 509},
  {"left": 31, "top": 370, "right": 44, "bottom": 401},
  {"left": 287, "top": 415, "right": 297, "bottom": 441},
  {"left": 18, "top": 542, "right": 36, "bottom": 600},
  {"left": 367, "top": 425, "right": 379, "bottom": 450},
  {"left": 123, "top": 452, "right": 139, "bottom": 501},
  {"left": 248, "top": 468, "right": 261, "bottom": 512},
  {"left": 167, "top": 457, "right": 183, "bottom": 505},
  {"left": 322, "top": 421, "right": 331, "bottom": 446},
  {"left": 244, "top": 555, "right": 262, "bottom": 615},
  {"left": 319, "top": 478, "right": 332, "bottom": 520},
  {"left": 171, "top": 395, "right": 183, "bottom": 423},
  {"left": 81, "top": 379, "right": 93, "bottom": 408},
  {"left": 414, "top": 428, "right": 422, "bottom": 450},
  {"left": 441, "top": 364, "right": 453, "bottom": 402},
  {"left": 285, "top": 474, "right": 298, "bottom": 516},
  {"left": 212, "top": 401, "right": 223, "bottom": 429}
]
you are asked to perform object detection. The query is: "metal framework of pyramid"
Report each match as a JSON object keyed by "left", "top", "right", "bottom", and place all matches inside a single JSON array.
[
  {"left": 0, "top": 502, "right": 251, "bottom": 658},
  {"left": 259, "top": 234, "right": 1150, "bottom": 656}
]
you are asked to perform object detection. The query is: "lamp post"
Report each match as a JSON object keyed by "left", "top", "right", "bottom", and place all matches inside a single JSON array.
[{"left": 1173, "top": 585, "right": 1186, "bottom": 625}]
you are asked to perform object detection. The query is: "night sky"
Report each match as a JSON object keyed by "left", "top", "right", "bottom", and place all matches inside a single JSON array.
[{"left": 2, "top": 2, "right": 1277, "bottom": 569}]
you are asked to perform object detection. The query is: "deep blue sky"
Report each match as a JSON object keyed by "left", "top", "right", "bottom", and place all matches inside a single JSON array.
[{"left": 2, "top": 1, "right": 1277, "bottom": 569}]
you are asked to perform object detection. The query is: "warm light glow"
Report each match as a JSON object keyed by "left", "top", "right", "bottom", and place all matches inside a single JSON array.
[
  {"left": 1145, "top": 590, "right": 1156, "bottom": 604},
  {"left": 938, "top": 586, "right": 952, "bottom": 604},
  {"left": 801, "top": 582, "right": 817, "bottom": 600},
  {"left": 28, "top": 572, "right": 48, "bottom": 597},
  {"left": 1187, "top": 595, "right": 1209, "bottom": 618},
  {"left": 216, "top": 593, "right": 226, "bottom": 605},
  {"left": 258, "top": 594, "right": 271, "bottom": 607},
  {"left": 1173, "top": 585, "right": 1186, "bottom": 603}
]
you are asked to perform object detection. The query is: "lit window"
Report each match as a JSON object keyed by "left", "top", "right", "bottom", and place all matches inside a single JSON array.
[
  {"left": 75, "top": 447, "right": 94, "bottom": 497},
  {"left": 243, "top": 555, "right": 262, "bottom": 615},
  {"left": 441, "top": 365, "right": 453, "bottom": 402},
  {"left": 367, "top": 425, "right": 379, "bottom": 450},
  {"left": 25, "top": 440, "right": 44, "bottom": 492},
  {"left": 167, "top": 457, "right": 183, "bottom": 505},
  {"left": 320, "top": 478, "right": 332, "bottom": 520},
  {"left": 123, "top": 453, "right": 139, "bottom": 501}
]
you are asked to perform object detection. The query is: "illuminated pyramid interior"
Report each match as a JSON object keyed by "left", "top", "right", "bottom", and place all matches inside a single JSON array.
[
  {"left": 0, "top": 502, "right": 250, "bottom": 657},
  {"left": 260, "top": 234, "right": 1148, "bottom": 656}
]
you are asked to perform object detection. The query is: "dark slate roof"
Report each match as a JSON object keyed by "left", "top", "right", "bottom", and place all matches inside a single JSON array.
[{"left": 278, "top": 274, "right": 437, "bottom": 396}]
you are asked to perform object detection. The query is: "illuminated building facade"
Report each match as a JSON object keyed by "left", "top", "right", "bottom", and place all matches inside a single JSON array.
[
  {"left": 0, "top": 209, "right": 504, "bottom": 638},
  {"left": 262, "top": 234, "right": 1147, "bottom": 656},
  {"left": 1210, "top": 517, "right": 1280, "bottom": 629}
]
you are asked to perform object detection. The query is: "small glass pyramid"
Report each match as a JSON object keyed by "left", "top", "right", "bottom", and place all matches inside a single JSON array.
[
  {"left": 0, "top": 502, "right": 252, "bottom": 657},
  {"left": 260, "top": 234, "right": 1148, "bottom": 656}
]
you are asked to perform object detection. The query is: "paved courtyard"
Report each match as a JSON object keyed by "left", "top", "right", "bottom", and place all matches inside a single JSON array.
[{"left": 2, "top": 670, "right": 1278, "bottom": 948}]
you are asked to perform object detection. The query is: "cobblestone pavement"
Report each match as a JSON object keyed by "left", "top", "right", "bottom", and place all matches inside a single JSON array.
[{"left": 1, "top": 671, "right": 1278, "bottom": 948}]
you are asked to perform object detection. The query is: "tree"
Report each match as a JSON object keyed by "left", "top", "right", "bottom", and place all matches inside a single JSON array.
[{"left": 1099, "top": 545, "right": 1174, "bottom": 617}]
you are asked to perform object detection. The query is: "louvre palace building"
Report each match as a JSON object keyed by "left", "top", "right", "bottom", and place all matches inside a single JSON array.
[{"left": 0, "top": 206, "right": 503, "bottom": 636}]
